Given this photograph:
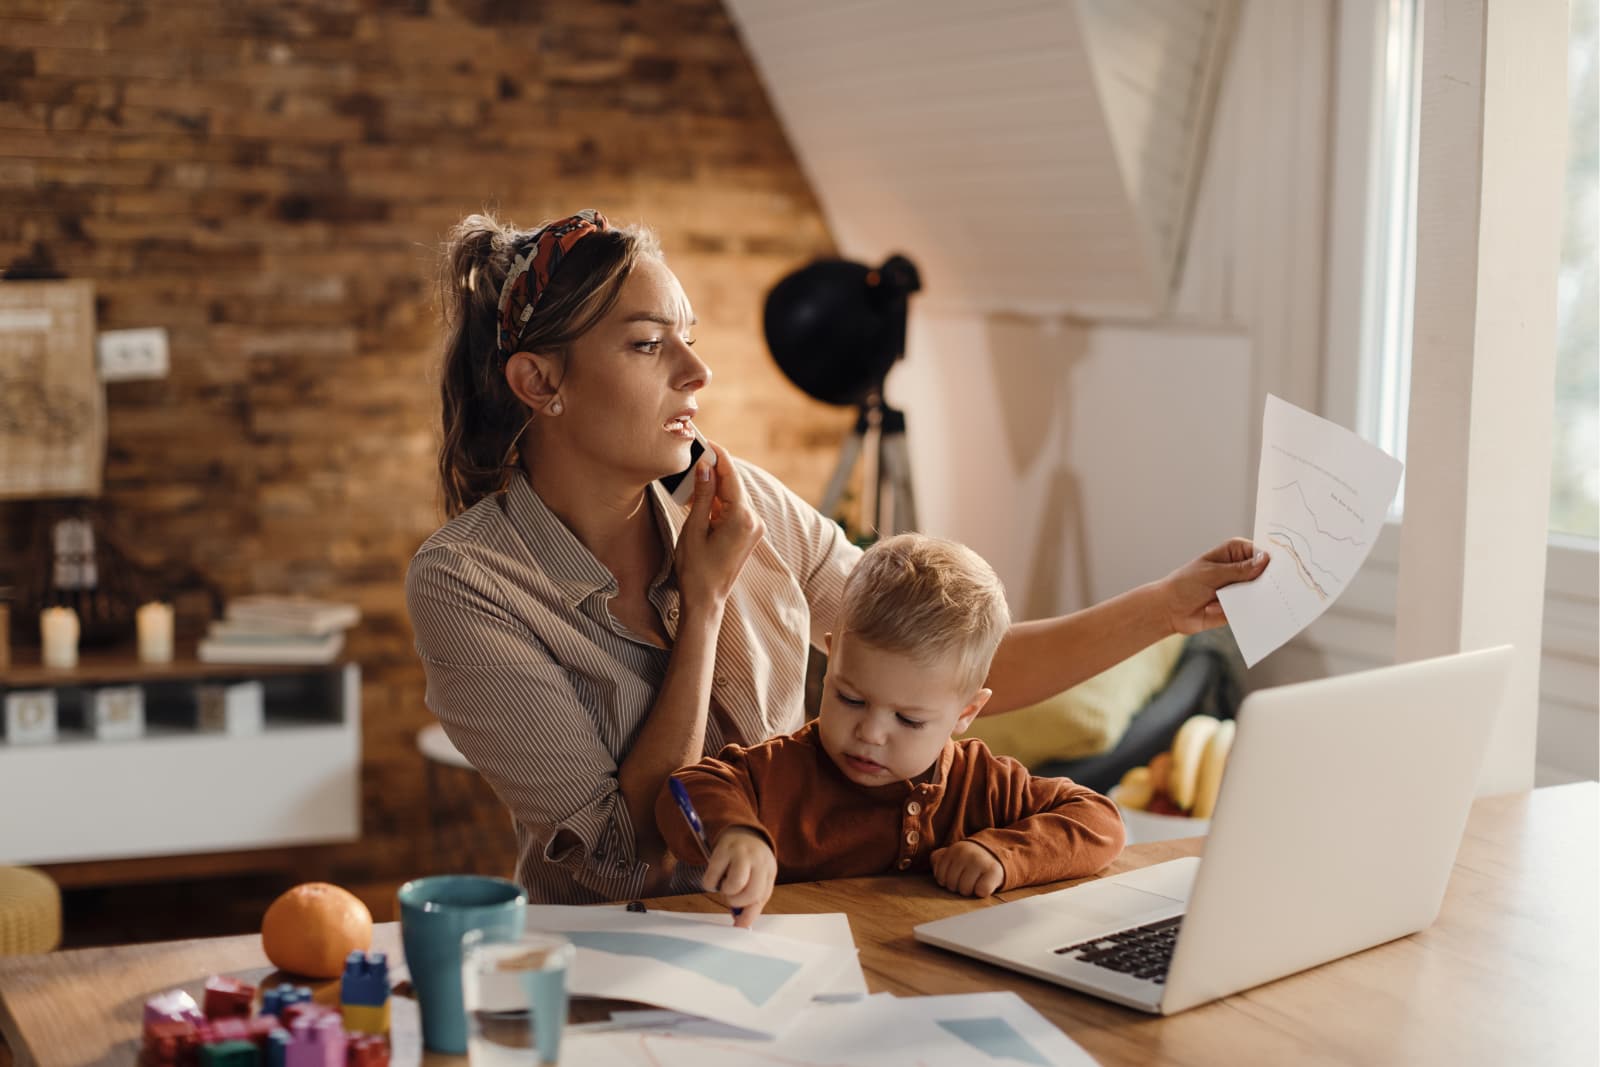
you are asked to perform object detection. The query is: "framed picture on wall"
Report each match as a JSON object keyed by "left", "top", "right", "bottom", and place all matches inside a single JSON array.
[{"left": 0, "top": 279, "right": 104, "bottom": 499}]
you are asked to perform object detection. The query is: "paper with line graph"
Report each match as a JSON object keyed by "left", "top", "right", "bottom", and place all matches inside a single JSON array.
[{"left": 1217, "top": 394, "right": 1403, "bottom": 667}]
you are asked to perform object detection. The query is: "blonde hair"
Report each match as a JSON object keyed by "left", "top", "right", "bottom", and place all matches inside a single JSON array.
[{"left": 838, "top": 534, "right": 1011, "bottom": 697}]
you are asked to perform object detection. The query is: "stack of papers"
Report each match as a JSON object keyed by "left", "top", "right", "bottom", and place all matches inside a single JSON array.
[
  {"left": 565, "top": 992, "right": 1099, "bottom": 1066},
  {"left": 197, "top": 596, "right": 360, "bottom": 664},
  {"left": 522, "top": 907, "right": 863, "bottom": 1035},
  {"left": 496, "top": 907, "right": 1099, "bottom": 1067}
]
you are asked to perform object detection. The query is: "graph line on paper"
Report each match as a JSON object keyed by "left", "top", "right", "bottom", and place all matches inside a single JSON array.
[
  {"left": 1266, "top": 527, "right": 1332, "bottom": 601},
  {"left": 1271, "top": 480, "right": 1368, "bottom": 548}
]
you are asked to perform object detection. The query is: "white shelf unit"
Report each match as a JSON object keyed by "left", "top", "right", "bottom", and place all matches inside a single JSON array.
[{"left": 0, "top": 661, "right": 361, "bottom": 865}]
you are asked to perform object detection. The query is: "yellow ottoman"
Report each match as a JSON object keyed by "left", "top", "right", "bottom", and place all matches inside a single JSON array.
[{"left": 0, "top": 866, "right": 61, "bottom": 955}]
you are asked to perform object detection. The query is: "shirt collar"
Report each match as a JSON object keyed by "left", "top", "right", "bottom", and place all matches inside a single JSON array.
[
  {"left": 505, "top": 472, "right": 686, "bottom": 609},
  {"left": 643, "top": 479, "right": 685, "bottom": 590}
]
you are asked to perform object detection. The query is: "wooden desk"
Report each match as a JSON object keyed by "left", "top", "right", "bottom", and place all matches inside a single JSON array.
[{"left": 1, "top": 784, "right": 1594, "bottom": 1066}]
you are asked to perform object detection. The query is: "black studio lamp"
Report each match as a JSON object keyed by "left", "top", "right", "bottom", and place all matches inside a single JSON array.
[{"left": 763, "top": 254, "right": 922, "bottom": 540}]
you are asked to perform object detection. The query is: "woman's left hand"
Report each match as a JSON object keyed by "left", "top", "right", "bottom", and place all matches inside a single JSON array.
[{"left": 1160, "top": 538, "right": 1269, "bottom": 635}]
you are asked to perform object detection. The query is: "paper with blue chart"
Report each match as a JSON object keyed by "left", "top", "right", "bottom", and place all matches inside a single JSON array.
[
  {"left": 520, "top": 906, "right": 862, "bottom": 1035},
  {"left": 560, "top": 991, "right": 1099, "bottom": 1066},
  {"left": 1217, "top": 394, "right": 1403, "bottom": 667}
]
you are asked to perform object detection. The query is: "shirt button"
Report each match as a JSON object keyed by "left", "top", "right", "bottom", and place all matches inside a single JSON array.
[
  {"left": 667, "top": 606, "right": 680, "bottom": 621},
  {"left": 905, "top": 830, "right": 919, "bottom": 846},
  {"left": 714, "top": 675, "right": 727, "bottom": 688},
  {"left": 898, "top": 858, "right": 911, "bottom": 870},
  {"left": 906, "top": 801, "right": 921, "bottom": 816}
]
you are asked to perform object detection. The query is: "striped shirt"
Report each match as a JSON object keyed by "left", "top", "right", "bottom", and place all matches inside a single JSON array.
[{"left": 405, "top": 460, "right": 861, "bottom": 904}]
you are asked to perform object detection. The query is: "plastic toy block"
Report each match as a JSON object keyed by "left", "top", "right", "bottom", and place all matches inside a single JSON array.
[
  {"left": 281, "top": 1001, "right": 336, "bottom": 1029},
  {"left": 346, "top": 1035, "right": 389, "bottom": 1067},
  {"left": 339, "top": 1002, "right": 389, "bottom": 1037},
  {"left": 144, "top": 989, "right": 204, "bottom": 1028},
  {"left": 265, "top": 1030, "right": 290, "bottom": 1067},
  {"left": 202, "top": 975, "right": 256, "bottom": 1020},
  {"left": 260, "top": 985, "right": 312, "bottom": 1019},
  {"left": 139, "top": 1018, "right": 199, "bottom": 1066},
  {"left": 283, "top": 1014, "right": 346, "bottom": 1067},
  {"left": 198, "top": 1040, "right": 259, "bottom": 1066},
  {"left": 198, "top": 1017, "right": 254, "bottom": 1044},
  {"left": 247, "top": 1016, "right": 287, "bottom": 1047},
  {"left": 339, "top": 951, "right": 389, "bottom": 1007}
]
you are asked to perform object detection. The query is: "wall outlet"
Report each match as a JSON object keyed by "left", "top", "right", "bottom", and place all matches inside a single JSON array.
[{"left": 98, "top": 327, "right": 170, "bottom": 381}]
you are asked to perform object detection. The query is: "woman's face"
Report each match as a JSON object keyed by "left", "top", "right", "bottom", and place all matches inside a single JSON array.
[{"left": 548, "top": 256, "right": 711, "bottom": 485}]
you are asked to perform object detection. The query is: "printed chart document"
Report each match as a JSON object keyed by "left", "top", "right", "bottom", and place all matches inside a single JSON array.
[
  {"left": 520, "top": 906, "right": 860, "bottom": 1036},
  {"left": 561, "top": 991, "right": 1100, "bottom": 1066},
  {"left": 1218, "top": 394, "right": 1403, "bottom": 667},
  {"left": 661, "top": 909, "right": 868, "bottom": 998}
]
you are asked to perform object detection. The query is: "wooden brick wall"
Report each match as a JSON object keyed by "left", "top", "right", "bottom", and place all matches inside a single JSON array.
[{"left": 0, "top": 0, "right": 851, "bottom": 892}]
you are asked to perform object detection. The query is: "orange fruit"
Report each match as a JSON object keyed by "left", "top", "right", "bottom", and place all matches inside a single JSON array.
[{"left": 260, "top": 882, "right": 373, "bottom": 979}]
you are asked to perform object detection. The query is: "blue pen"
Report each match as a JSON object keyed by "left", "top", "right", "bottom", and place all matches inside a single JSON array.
[{"left": 668, "top": 776, "right": 743, "bottom": 917}]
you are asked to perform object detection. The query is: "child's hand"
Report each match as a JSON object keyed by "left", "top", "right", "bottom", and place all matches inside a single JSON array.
[
  {"left": 931, "top": 841, "right": 1005, "bottom": 898},
  {"left": 703, "top": 827, "right": 776, "bottom": 928}
]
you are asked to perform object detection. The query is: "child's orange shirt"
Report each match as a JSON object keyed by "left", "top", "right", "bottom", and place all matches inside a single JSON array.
[{"left": 655, "top": 721, "right": 1125, "bottom": 890}]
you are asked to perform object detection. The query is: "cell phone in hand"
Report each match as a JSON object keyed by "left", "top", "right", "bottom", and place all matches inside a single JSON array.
[{"left": 660, "top": 428, "right": 717, "bottom": 507}]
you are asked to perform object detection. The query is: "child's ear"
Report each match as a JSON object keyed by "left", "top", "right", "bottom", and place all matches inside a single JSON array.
[
  {"left": 954, "top": 688, "right": 992, "bottom": 734},
  {"left": 823, "top": 631, "right": 833, "bottom": 654}
]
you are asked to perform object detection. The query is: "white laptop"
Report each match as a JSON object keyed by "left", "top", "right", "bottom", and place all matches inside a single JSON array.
[{"left": 915, "top": 646, "right": 1514, "bottom": 1015}]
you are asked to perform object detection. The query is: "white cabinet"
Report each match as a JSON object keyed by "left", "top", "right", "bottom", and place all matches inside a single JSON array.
[{"left": 0, "top": 654, "right": 360, "bottom": 865}]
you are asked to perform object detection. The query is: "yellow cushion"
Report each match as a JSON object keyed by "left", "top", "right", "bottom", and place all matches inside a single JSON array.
[
  {"left": 962, "top": 634, "right": 1187, "bottom": 765},
  {"left": 0, "top": 865, "right": 61, "bottom": 955}
]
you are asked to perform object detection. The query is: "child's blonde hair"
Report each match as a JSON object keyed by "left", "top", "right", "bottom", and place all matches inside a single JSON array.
[{"left": 838, "top": 533, "right": 1011, "bottom": 697}]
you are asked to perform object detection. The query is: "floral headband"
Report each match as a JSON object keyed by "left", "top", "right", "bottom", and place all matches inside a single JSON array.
[{"left": 496, "top": 209, "right": 609, "bottom": 358}]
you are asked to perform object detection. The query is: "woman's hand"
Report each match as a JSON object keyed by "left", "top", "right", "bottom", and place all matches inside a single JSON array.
[
  {"left": 704, "top": 827, "right": 777, "bottom": 928},
  {"left": 675, "top": 441, "right": 765, "bottom": 616},
  {"left": 1160, "top": 537, "right": 1269, "bottom": 635},
  {"left": 931, "top": 841, "right": 1005, "bottom": 898}
]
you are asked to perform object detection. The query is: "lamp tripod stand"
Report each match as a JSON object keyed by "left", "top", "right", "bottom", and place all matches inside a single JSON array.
[{"left": 819, "top": 391, "right": 918, "bottom": 541}]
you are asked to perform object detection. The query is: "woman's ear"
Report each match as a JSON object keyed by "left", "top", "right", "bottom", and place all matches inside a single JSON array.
[{"left": 505, "top": 351, "right": 563, "bottom": 412}]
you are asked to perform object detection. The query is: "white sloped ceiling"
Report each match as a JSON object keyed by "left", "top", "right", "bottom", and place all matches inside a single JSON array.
[{"left": 725, "top": 0, "right": 1236, "bottom": 318}]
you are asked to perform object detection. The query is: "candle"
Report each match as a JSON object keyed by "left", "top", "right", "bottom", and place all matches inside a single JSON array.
[
  {"left": 40, "top": 606, "right": 80, "bottom": 669},
  {"left": 136, "top": 601, "right": 175, "bottom": 664}
]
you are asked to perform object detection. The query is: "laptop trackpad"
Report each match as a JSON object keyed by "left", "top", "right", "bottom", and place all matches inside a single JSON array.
[
  {"left": 1112, "top": 856, "right": 1199, "bottom": 902},
  {"left": 1036, "top": 860, "right": 1197, "bottom": 945}
]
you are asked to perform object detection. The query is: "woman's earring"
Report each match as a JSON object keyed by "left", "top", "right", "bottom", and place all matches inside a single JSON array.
[{"left": 548, "top": 398, "right": 564, "bottom": 416}]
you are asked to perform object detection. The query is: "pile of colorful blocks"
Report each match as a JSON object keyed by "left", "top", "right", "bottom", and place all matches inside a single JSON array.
[{"left": 139, "top": 950, "right": 391, "bottom": 1066}]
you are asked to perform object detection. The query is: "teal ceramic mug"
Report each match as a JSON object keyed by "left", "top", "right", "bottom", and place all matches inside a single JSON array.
[{"left": 397, "top": 874, "right": 527, "bottom": 1053}]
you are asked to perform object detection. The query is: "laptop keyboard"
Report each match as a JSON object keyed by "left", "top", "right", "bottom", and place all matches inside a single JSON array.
[{"left": 1054, "top": 915, "right": 1183, "bottom": 983}]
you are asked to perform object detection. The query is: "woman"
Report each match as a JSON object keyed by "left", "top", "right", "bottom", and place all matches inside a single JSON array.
[{"left": 406, "top": 209, "right": 1267, "bottom": 904}]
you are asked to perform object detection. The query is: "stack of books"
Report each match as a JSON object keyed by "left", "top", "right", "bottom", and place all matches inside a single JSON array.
[{"left": 197, "top": 596, "right": 360, "bottom": 665}]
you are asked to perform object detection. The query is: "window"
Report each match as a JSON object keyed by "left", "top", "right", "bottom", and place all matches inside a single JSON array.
[
  {"left": 1358, "top": 0, "right": 1599, "bottom": 542},
  {"left": 1552, "top": 0, "right": 1598, "bottom": 541},
  {"left": 1355, "top": 0, "right": 1420, "bottom": 519}
]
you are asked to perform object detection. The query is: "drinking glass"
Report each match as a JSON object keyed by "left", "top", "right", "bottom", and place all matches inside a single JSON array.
[{"left": 461, "top": 929, "right": 574, "bottom": 1066}]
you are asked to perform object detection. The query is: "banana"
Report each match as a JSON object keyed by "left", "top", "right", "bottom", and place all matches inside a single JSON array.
[
  {"left": 1190, "top": 719, "right": 1236, "bottom": 819},
  {"left": 1116, "top": 766, "right": 1153, "bottom": 811},
  {"left": 1169, "top": 715, "right": 1220, "bottom": 812}
]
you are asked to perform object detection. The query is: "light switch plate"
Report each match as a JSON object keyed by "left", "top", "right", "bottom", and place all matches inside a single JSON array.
[{"left": 98, "top": 327, "right": 170, "bottom": 381}]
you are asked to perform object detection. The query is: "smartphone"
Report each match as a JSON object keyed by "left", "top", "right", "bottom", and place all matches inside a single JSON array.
[{"left": 660, "top": 428, "right": 717, "bottom": 506}]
